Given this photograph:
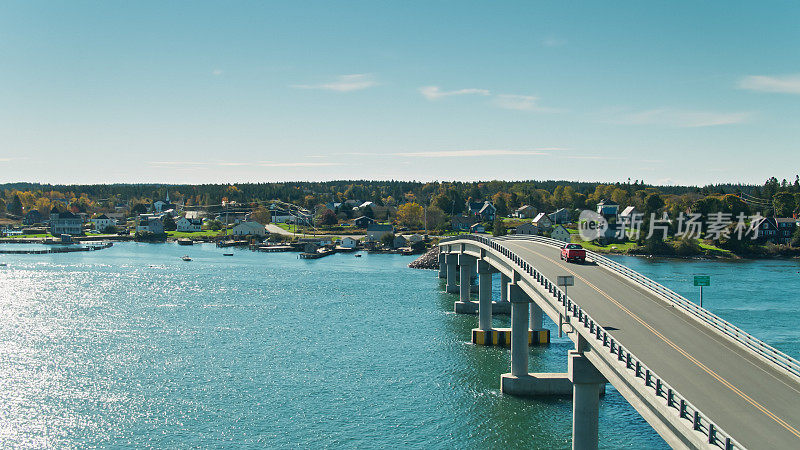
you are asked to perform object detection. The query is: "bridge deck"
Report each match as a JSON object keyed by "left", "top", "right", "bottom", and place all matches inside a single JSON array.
[{"left": 495, "top": 237, "right": 800, "bottom": 449}]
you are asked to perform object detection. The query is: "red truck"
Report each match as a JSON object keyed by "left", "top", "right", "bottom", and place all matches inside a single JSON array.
[{"left": 560, "top": 243, "right": 586, "bottom": 263}]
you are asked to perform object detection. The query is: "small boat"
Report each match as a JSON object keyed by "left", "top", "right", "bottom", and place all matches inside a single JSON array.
[
  {"left": 354, "top": 254, "right": 362, "bottom": 257},
  {"left": 0, "top": 263, "right": 7, "bottom": 266},
  {"left": 181, "top": 255, "right": 192, "bottom": 261},
  {"left": 223, "top": 253, "right": 234, "bottom": 256},
  {"left": 177, "top": 238, "right": 194, "bottom": 246}
]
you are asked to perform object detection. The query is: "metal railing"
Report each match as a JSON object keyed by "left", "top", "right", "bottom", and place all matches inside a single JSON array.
[
  {"left": 495, "top": 234, "right": 800, "bottom": 380},
  {"left": 439, "top": 234, "right": 744, "bottom": 449}
]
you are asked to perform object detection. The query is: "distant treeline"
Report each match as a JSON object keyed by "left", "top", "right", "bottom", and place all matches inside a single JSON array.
[{"left": 1, "top": 177, "right": 799, "bottom": 218}]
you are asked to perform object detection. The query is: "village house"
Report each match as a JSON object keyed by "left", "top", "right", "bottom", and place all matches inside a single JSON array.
[
  {"left": 757, "top": 217, "right": 798, "bottom": 244},
  {"left": 91, "top": 214, "right": 116, "bottom": 231},
  {"left": 467, "top": 201, "right": 496, "bottom": 222},
  {"left": 451, "top": 215, "right": 477, "bottom": 232},
  {"left": 353, "top": 215, "right": 376, "bottom": 228},
  {"left": 618, "top": 206, "right": 640, "bottom": 223},
  {"left": 136, "top": 215, "right": 164, "bottom": 234},
  {"left": 392, "top": 234, "right": 408, "bottom": 249},
  {"left": 152, "top": 193, "right": 176, "bottom": 214},
  {"left": 551, "top": 224, "right": 572, "bottom": 243},
  {"left": 23, "top": 210, "right": 44, "bottom": 225},
  {"left": 515, "top": 222, "right": 539, "bottom": 236},
  {"left": 597, "top": 199, "right": 619, "bottom": 217},
  {"left": 469, "top": 223, "right": 486, "bottom": 233},
  {"left": 340, "top": 237, "right": 359, "bottom": 249},
  {"left": 50, "top": 210, "right": 83, "bottom": 236},
  {"left": 231, "top": 221, "right": 267, "bottom": 236},
  {"left": 548, "top": 208, "right": 571, "bottom": 224},
  {"left": 176, "top": 217, "right": 202, "bottom": 232},
  {"left": 532, "top": 212, "right": 553, "bottom": 230},
  {"left": 366, "top": 223, "right": 393, "bottom": 242},
  {"left": 515, "top": 205, "right": 537, "bottom": 219}
]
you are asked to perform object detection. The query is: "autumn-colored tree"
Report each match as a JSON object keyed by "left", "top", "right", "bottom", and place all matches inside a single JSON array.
[{"left": 396, "top": 202, "right": 423, "bottom": 228}]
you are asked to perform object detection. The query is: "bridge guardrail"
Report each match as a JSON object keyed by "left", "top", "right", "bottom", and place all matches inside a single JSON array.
[
  {"left": 439, "top": 233, "right": 744, "bottom": 450},
  {"left": 495, "top": 234, "right": 800, "bottom": 381}
]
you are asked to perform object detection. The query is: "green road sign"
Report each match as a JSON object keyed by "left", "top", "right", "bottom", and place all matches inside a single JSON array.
[{"left": 694, "top": 275, "right": 710, "bottom": 287}]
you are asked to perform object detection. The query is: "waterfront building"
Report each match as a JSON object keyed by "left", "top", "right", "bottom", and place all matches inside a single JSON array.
[
  {"left": 49, "top": 210, "right": 83, "bottom": 236},
  {"left": 231, "top": 221, "right": 267, "bottom": 236},
  {"left": 176, "top": 217, "right": 202, "bottom": 232}
]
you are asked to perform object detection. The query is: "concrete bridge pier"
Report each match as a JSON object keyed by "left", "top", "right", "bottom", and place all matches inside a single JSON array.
[
  {"left": 437, "top": 253, "right": 446, "bottom": 279},
  {"left": 569, "top": 349, "right": 605, "bottom": 450},
  {"left": 500, "top": 274, "right": 509, "bottom": 302},
  {"left": 501, "top": 283, "right": 572, "bottom": 396},
  {"left": 529, "top": 300, "right": 550, "bottom": 344},
  {"left": 445, "top": 254, "right": 459, "bottom": 294},
  {"left": 454, "top": 254, "right": 476, "bottom": 313}
]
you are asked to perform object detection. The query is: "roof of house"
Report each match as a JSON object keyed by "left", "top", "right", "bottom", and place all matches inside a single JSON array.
[
  {"left": 597, "top": 199, "right": 619, "bottom": 206},
  {"left": 532, "top": 212, "right": 550, "bottom": 222},
  {"left": 367, "top": 224, "right": 393, "bottom": 232},
  {"left": 451, "top": 215, "right": 476, "bottom": 225},
  {"left": 95, "top": 214, "right": 110, "bottom": 219},
  {"left": 354, "top": 215, "right": 375, "bottom": 222},
  {"left": 551, "top": 208, "right": 568, "bottom": 214},
  {"left": 516, "top": 205, "right": 535, "bottom": 211},
  {"left": 619, "top": 206, "right": 638, "bottom": 216},
  {"left": 517, "top": 222, "right": 538, "bottom": 229},
  {"left": 479, "top": 202, "right": 496, "bottom": 214},
  {"left": 51, "top": 210, "right": 78, "bottom": 219},
  {"left": 552, "top": 224, "right": 569, "bottom": 232}
]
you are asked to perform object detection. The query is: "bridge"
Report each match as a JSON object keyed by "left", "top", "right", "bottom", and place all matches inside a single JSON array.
[{"left": 438, "top": 235, "right": 800, "bottom": 450}]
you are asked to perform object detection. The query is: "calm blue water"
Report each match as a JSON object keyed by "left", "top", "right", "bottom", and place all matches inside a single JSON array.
[{"left": 0, "top": 243, "right": 797, "bottom": 448}]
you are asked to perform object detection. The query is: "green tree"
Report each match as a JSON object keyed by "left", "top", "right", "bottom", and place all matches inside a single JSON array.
[
  {"left": 773, "top": 192, "right": 795, "bottom": 217},
  {"left": 163, "top": 215, "right": 177, "bottom": 231},
  {"left": 493, "top": 194, "right": 508, "bottom": 217},
  {"left": 492, "top": 217, "right": 507, "bottom": 236},
  {"left": 316, "top": 209, "right": 338, "bottom": 226},
  {"left": 0, "top": 198, "right": 6, "bottom": 215},
  {"left": 9, "top": 194, "right": 23, "bottom": 216},
  {"left": 131, "top": 203, "right": 148, "bottom": 215},
  {"left": 380, "top": 232, "right": 395, "bottom": 248},
  {"left": 250, "top": 207, "right": 271, "bottom": 224},
  {"left": 208, "top": 219, "right": 223, "bottom": 231},
  {"left": 791, "top": 226, "right": 800, "bottom": 247}
]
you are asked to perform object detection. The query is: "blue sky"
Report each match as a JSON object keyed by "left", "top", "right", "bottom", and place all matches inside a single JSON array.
[{"left": 0, "top": 1, "right": 798, "bottom": 185}]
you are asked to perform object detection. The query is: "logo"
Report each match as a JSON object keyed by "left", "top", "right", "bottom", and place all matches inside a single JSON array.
[{"left": 578, "top": 210, "right": 607, "bottom": 241}]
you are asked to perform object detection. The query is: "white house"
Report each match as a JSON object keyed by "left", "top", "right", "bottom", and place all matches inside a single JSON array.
[
  {"left": 91, "top": 214, "right": 116, "bottom": 231},
  {"left": 176, "top": 217, "right": 202, "bottom": 232},
  {"left": 340, "top": 237, "right": 359, "bottom": 249},
  {"left": 231, "top": 221, "right": 267, "bottom": 236},
  {"left": 551, "top": 224, "right": 571, "bottom": 243},
  {"left": 136, "top": 215, "right": 164, "bottom": 234},
  {"left": 532, "top": 212, "right": 553, "bottom": 230}
]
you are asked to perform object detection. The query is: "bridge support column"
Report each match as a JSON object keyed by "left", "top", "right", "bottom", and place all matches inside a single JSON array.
[
  {"left": 529, "top": 301, "right": 550, "bottom": 345},
  {"left": 500, "top": 274, "right": 509, "bottom": 302},
  {"left": 509, "top": 284, "right": 529, "bottom": 376},
  {"left": 437, "top": 253, "right": 446, "bottom": 279},
  {"left": 471, "top": 261, "right": 495, "bottom": 344},
  {"left": 454, "top": 254, "right": 476, "bottom": 313},
  {"left": 569, "top": 350, "right": 605, "bottom": 450},
  {"left": 445, "top": 254, "right": 459, "bottom": 293}
]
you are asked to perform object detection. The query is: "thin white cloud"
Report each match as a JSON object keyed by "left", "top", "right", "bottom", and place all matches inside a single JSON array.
[
  {"left": 613, "top": 108, "right": 750, "bottom": 127},
  {"left": 542, "top": 36, "right": 567, "bottom": 47},
  {"left": 257, "top": 161, "right": 344, "bottom": 167},
  {"left": 212, "top": 69, "right": 223, "bottom": 76},
  {"left": 419, "top": 86, "right": 490, "bottom": 100},
  {"left": 739, "top": 74, "right": 800, "bottom": 94},
  {"left": 492, "top": 94, "right": 559, "bottom": 112},
  {"left": 292, "top": 74, "right": 378, "bottom": 92},
  {"left": 149, "top": 161, "right": 210, "bottom": 167},
  {"left": 565, "top": 155, "right": 624, "bottom": 161},
  {"left": 392, "top": 149, "right": 554, "bottom": 158}
]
